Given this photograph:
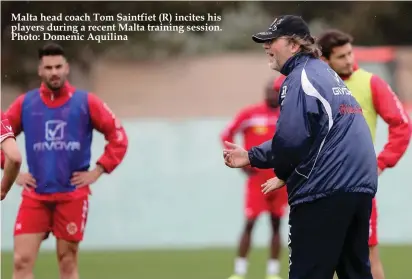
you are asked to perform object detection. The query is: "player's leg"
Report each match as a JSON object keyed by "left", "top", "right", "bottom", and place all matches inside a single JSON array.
[
  {"left": 266, "top": 188, "right": 288, "bottom": 279},
  {"left": 335, "top": 193, "right": 373, "bottom": 279},
  {"left": 13, "top": 197, "right": 52, "bottom": 279},
  {"left": 56, "top": 239, "right": 80, "bottom": 279},
  {"left": 53, "top": 197, "right": 89, "bottom": 279},
  {"left": 228, "top": 180, "right": 263, "bottom": 279},
  {"left": 369, "top": 198, "right": 385, "bottom": 279},
  {"left": 370, "top": 246, "right": 385, "bottom": 279},
  {"left": 267, "top": 214, "right": 281, "bottom": 279},
  {"left": 288, "top": 193, "right": 356, "bottom": 279},
  {"left": 229, "top": 218, "right": 257, "bottom": 279},
  {"left": 13, "top": 234, "right": 44, "bottom": 279}
]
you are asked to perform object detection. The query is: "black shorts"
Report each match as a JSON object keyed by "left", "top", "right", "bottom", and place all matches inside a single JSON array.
[{"left": 288, "top": 192, "right": 373, "bottom": 279}]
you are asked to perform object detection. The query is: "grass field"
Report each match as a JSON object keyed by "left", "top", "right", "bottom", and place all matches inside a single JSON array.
[{"left": 1, "top": 245, "right": 411, "bottom": 279}]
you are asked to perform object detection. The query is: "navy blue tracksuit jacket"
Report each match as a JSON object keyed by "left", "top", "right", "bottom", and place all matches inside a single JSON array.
[{"left": 248, "top": 53, "right": 378, "bottom": 206}]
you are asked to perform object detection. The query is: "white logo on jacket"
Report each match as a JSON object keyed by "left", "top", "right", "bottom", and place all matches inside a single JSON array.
[
  {"left": 280, "top": 85, "right": 287, "bottom": 106},
  {"left": 33, "top": 120, "right": 81, "bottom": 151}
]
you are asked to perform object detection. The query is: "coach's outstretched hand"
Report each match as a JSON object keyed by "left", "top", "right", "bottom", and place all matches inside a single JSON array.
[
  {"left": 261, "top": 177, "right": 285, "bottom": 194},
  {"left": 223, "top": 141, "right": 250, "bottom": 168}
]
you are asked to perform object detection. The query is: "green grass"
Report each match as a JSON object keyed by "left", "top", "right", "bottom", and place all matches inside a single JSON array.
[{"left": 1, "top": 246, "right": 411, "bottom": 279}]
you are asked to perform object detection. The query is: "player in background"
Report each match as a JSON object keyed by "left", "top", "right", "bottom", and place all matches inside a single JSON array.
[
  {"left": 221, "top": 76, "right": 288, "bottom": 279},
  {"left": 2, "top": 42, "right": 128, "bottom": 279},
  {"left": 0, "top": 111, "right": 22, "bottom": 200},
  {"left": 317, "top": 30, "right": 412, "bottom": 279}
]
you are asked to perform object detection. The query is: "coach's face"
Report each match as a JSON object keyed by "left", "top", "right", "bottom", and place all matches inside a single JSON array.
[
  {"left": 325, "top": 43, "right": 354, "bottom": 76},
  {"left": 38, "top": 55, "right": 69, "bottom": 91},
  {"left": 264, "top": 37, "right": 300, "bottom": 71}
]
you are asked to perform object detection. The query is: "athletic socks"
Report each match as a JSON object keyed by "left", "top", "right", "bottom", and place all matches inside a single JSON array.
[
  {"left": 234, "top": 257, "right": 248, "bottom": 275},
  {"left": 233, "top": 258, "right": 280, "bottom": 276},
  {"left": 267, "top": 259, "right": 280, "bottom": 275}
]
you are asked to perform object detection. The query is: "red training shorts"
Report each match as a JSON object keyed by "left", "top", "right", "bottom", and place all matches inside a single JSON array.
[
  {"left": 14, "top": 195, "right": 89, "bottom": 242},
  {"left": 244, "top": 172, "right": 288, "bottom": 219},
  {"left": 369, "top": 197, "right": 378, "bottom": 246}
]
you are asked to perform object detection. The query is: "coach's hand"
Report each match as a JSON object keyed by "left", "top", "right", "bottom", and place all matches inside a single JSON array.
[
  {"left": 71, "top": 165, "right": 105, "bottom": 187},
  {"left": 16, "top": 172, "right": 37, "bottom": 191},
  {"left": 261, "top": 177, "right": 285, "bottom": 194},
  {"left": 223, "top": 141, "right": 250, "bottom": 168}
]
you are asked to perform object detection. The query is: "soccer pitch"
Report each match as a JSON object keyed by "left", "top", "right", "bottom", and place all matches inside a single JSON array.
[{"left": 1, "top": 246, "right": 411, "bottom": 279}]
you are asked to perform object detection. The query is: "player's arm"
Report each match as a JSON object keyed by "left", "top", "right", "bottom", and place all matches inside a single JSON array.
[
  {"left": 221, "top": 108, "right": 257, "bottom": 174},
  {"left": 88, "top": 93, "right": 128, "bottom": 174},
  {"left": 246, "top": 77, "right": 287, "bottom": 173},
  {"left": 371, "top": 75, "right": 412, "bottom": 172},
  {"left": 1, "top": 95, "right": 24, "bottom": 169},
  {"left": 1, "top": 137, "right": 22, "bottom": 199},
  {"left": 220, "top": 109, "right": 249, "bottom": 145}
]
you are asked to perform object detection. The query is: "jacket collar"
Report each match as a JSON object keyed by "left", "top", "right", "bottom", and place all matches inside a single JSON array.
[
  {"left": 40, "top": 81, "right": 74, "bottom": 101},
  {"left": 280, "top": 52, "right": 311, "bottom": 76}
]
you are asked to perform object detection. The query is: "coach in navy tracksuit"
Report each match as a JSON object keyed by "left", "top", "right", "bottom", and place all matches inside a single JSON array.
[{"left": 223, "top": 15, "right": 377, "bottom": 279}]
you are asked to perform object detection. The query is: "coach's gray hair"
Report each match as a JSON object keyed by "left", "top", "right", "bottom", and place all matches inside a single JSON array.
[{"left": 286, "top": 34, "right": 322, "bottom": 58}]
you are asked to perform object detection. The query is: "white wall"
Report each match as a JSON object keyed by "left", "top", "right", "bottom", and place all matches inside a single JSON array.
[{"left": 1, "top": 119, "right": 411, "bottom": 251}]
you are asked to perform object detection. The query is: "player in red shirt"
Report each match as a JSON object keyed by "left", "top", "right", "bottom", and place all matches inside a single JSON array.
[
  {"left": 0, "top": 111, "right": 22, "bottom": 200},
  {"left": 2, "top": 43, "right": 128, "bottom": 279},
  {"left": 221, "top": 76, "right": 288, "bottom": 279},
  {"left": 317, "top": 30, "right": 412, "bottom": 279}
]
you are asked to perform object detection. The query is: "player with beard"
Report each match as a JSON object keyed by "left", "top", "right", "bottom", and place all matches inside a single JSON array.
[
  {"left": 317, "top": 30, "right": 412, "bottom": 279},
  {"left": 221, "top": 77, "right": 288, "bottom": 279},
  {"left": 2, "top": 42, "right": 128, "bottom": 279}
]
